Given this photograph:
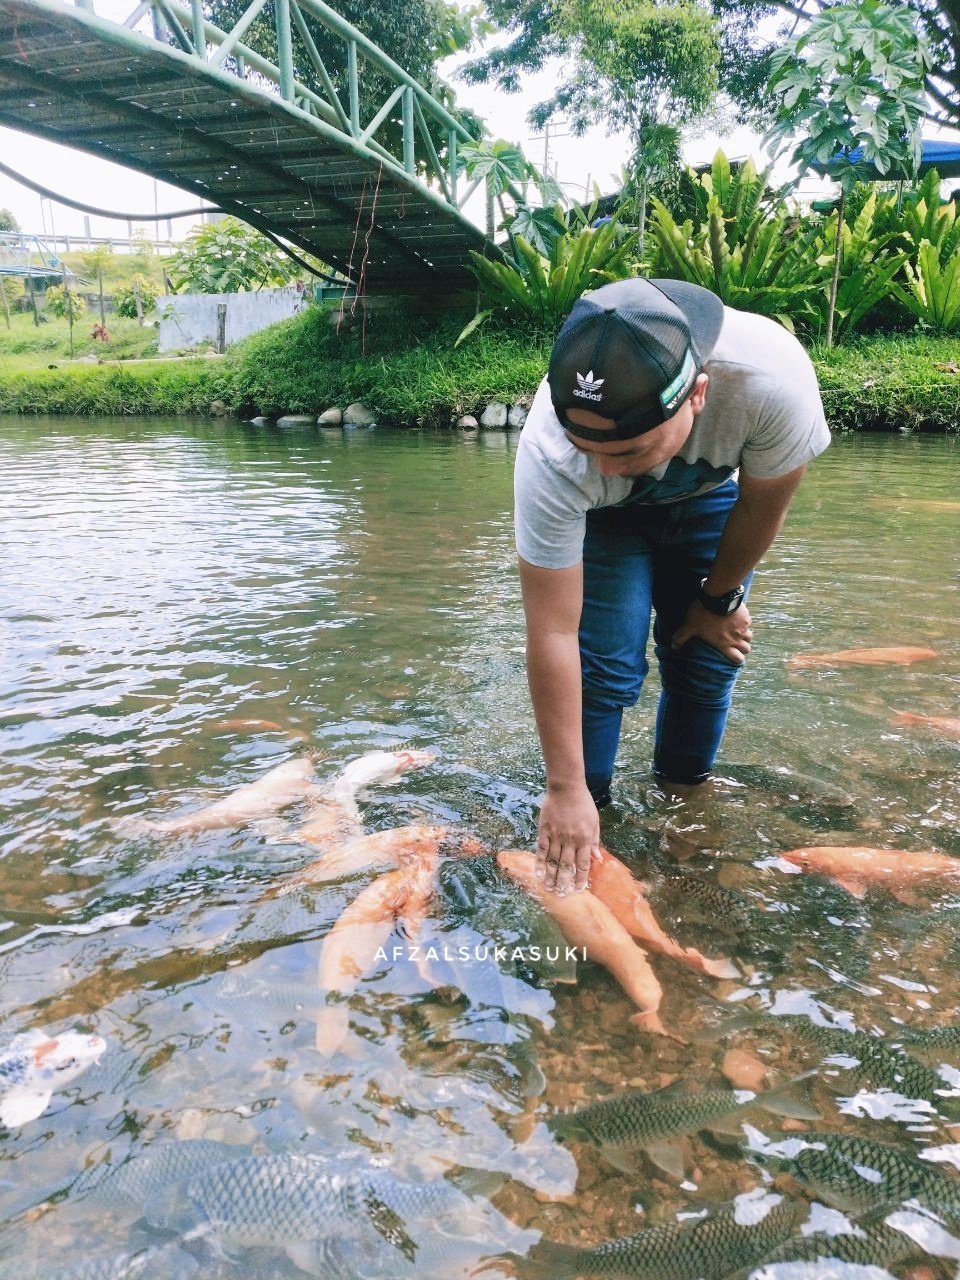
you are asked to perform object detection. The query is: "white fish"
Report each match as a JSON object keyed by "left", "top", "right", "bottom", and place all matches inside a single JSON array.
[
  {"left": 0, "top": 1027, "right": 106, "bottom": 1127},
  {"left": 295, "top": 748, "right": 437, "bottom": 846},
  {"left": 135, "top": 748, "right": 435, "bottom": 838},
  {"left": 133, "top": 756, "right": 321, "bottom": 834}
]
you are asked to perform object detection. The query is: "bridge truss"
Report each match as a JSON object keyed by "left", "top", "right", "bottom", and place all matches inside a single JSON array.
[{"left": 0, "top": 0, "right": 496, "bottom": 289}]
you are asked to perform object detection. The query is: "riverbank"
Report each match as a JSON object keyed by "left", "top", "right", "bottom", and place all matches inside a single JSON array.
[{"left": 1, "top": 303, "right": 959, "bottom": 432}]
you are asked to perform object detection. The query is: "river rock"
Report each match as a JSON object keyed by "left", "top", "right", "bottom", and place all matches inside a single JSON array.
[
  {"left": 507, "top": 404, "right": 528, "bottom": 429},
  {"left": 343, "top": 401, "right": 377, "bottom": 426},
  {"left": 276, "top": 414, "right": 317, "bottom": 427},
  {"left": 456, "top": 415, "right": 478, "bottom": 430},
  {"left": 317, "top": 407, "right": 343, "bottom": 426},
  {"left": 480, "top": 401, "right": 508, "bottom": 428},
  {"left": 249, "top": 416, "right": 272, "bottom": 426},
  {"left": 209, "top": 399, "right": 228, "bottom": 417}
]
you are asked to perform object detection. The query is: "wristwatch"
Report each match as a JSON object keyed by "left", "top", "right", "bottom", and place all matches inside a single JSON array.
[{"left": 697, "top": 577, "right": 745, "bottom": 616}]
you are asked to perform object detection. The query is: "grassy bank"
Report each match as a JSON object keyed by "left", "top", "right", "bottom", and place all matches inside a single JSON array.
[{"left": 1, "top": 301, "right": 959, "bottom": 432}]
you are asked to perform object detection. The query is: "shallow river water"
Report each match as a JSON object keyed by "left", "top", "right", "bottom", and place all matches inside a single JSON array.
[{"left": 1, "top": 417, "right": 959, "bottom": 1279}]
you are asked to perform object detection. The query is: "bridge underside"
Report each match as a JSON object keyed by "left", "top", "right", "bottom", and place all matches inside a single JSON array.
[{"left": 0, "top": 1, "right": 489, "bottom": 291}]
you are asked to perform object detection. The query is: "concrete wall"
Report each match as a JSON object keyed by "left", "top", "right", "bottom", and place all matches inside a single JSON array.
[{"left": 157, "top": 286, "right": 310, "bottom": 353}]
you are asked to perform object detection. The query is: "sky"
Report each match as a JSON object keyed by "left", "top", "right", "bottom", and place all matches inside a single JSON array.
[{"left": 0, "top": 1, "right": 833, "bottom": 248}]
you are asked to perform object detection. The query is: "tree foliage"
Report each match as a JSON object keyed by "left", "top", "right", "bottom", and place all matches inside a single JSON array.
[
  {"left": 461, "top": 1, "right": 719, "bottom": 142},
  {"left": 764, "top": 0, "right": 929, "bottom": 345},
  {"left": 0, "top": 208, "right": 20, "bottom": 233},
  {"left": 705, "top": 1, "right": 960, "bottom": 132},
  {"left": 469, "top": 1, "right": 960, "bottom": 136},
  {"left": 169, "top": 217, "right": 300, "bottom": 293}
]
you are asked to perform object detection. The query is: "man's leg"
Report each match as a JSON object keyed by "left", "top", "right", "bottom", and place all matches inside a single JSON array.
[
  {"left": 579, "top": 508, "right": 657, "bottom": 806},
  {"left": 650, "top": 480, "right": 751, "bottom": 785}
]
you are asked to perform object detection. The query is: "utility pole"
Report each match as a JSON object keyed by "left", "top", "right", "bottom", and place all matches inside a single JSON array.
[{"left": 529, "top": 118, "right": 570, "bottom": 191}]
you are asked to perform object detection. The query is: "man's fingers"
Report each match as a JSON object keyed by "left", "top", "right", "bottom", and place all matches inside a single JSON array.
[{"left": 574, "top": 846, "right": 596, "bottom": 891}]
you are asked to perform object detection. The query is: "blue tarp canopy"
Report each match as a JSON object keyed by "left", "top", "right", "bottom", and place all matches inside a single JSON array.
[{"left": 812, "top": 138, "right": 960, "bottom": 180}]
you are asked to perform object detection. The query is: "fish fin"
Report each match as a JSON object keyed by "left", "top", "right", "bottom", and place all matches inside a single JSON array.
[
  {"left": 754, "top": 1079, "right": 821, "bottom": 1122},
  {"left": 890, "top": 887, "right": 921, "bottom": 907},
  {"left": 0, "top": 1088, "right": 51, "bottom": 1127},
  {"left": 598, "top": 1142, "right": 641, "bottom": 1175},
  {"left": 285, "top": 1242, "right": 324, "bottom": 1274},
  {"left": 644, "top": 1139, "right": 690, "bottom": 1180},
  {"left": 699, "top": 954, "right": 741, "bottom": 980},
  {"left": 314, "top": 1006, "right": 351, "bottom": 1056},
  {"left": 629, "top": 1009, "right": 688, "bottom": 1043},
  {"left": 502, "top": 1240, "right": 584, "bottom": 1279},
  {"left": 832, "top": 875, "right": 868, "bottom": 898}
]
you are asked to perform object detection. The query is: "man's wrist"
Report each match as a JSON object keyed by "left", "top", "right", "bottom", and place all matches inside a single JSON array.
[{"left": 697, "top": 577, "right": 745, "bottom": 616}]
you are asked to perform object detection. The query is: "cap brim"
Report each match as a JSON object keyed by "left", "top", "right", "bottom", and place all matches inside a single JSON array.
[{"left": 651, "top": 280, "right": 724, "bottom": 365}]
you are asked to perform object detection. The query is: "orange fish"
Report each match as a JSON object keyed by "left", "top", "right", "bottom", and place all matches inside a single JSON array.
[
  {"left": 891, "top": 711, "right": 960, "bottom": 739},
  {"left": 780, "top": 845, "right": 960, "bottom": 902},
  {"left": 787, "top": 646, "right": 938, "bottom": 669},
  {"left": 496, "top": 851, "right": 678, "bottom": 1040},
  {"left": 589, "top": 848, "right": 739, "bottom": 980},
  {"left": 315, "top": 852, "right": 439, "bottom": 1054},
  {"left": 272, "top": 823, "right": 463, "bottom": 897}
]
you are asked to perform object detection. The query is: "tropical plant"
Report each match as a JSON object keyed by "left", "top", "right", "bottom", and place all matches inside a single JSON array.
[
  {"left": 901, "top": 240, "right": 960, "bottom": 332},
  {"left": 169, "top": 218, "right": 299, "bottom": 293},
  {"left": 645, "top": 152, "right": 821, "bottom": 328},
  {"left": 764, "top": 0, "right": 931, "bottom": 345},
  {"left": 459, "top": 215, "right": 637, "bottom": 338},
  {"left": 804, "top": 189, "right": 908, "bottom": 342},
  {"left": 899, "top": 169, "right": 960, "bottom": 259}
]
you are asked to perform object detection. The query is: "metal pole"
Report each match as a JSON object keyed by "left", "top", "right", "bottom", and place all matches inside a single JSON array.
[
  {"left": 191, "top": 0, "right": 205, "bottom": 56},
  {"left": 347, "top": 40, "right": 359, "bottom": 137},
  {"left": 275, "top": 0, "right": 294, "bottom": 102},
  {"left": 402, "top": 87, "right": 414, "bottom": 174}
]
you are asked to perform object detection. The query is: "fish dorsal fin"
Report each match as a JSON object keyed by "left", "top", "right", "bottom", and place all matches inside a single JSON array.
[{"left": 0, "top": 1088, "right": 52, "bottom": 1127}]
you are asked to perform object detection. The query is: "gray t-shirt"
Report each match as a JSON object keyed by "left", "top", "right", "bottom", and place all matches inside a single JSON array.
[{"left": 515, "top": 305, "right": 831, "bottom": 569}]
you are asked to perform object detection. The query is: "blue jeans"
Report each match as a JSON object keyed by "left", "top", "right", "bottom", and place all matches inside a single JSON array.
[{"left": 579, "top": 479, "right": 750, "bottom": 800}]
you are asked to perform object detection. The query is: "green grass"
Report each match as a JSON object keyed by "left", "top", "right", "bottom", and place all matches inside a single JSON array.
[
  {"left": 2, "top": 299, "right": 959, "bottom": 431},
  {"left": 812, "top": 333, "right": 960, "bottom": 433},
  {"left": 0, "top": 309, "right": 161, "bottom": 366}
]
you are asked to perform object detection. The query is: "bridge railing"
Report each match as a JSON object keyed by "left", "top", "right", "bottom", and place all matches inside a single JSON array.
[{"left": 73, "top": 0, "right": 488, "bottom": 220}]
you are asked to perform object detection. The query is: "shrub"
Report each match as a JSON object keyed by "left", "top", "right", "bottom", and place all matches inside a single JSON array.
[
  {"left": 44, "top": 284, "right": 88, "bottom": 320},
  {"left": 114, "top": 274, "right": 157, "bottom": 319}
]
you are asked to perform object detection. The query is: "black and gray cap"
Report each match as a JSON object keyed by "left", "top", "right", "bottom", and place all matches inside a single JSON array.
[{"left": 547, "top": 278, "right": 725, "bottom": 441}]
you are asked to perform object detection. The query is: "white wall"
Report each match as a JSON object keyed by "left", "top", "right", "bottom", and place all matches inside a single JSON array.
[{"left": 157, "top": 286, "right": 310, "bottom": 352}]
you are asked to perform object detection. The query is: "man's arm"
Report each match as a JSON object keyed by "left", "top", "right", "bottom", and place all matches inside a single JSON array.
[
  {"left": 518, "top": 555, "right": 600, "bottom": 893},
  {"left": 672, "top": 463, "right": 808, "bottom": 662}
]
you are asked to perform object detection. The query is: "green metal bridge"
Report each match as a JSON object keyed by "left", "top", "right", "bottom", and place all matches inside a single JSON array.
[{"left": 0, "top": 0, "right": 494, "bottom": 290}]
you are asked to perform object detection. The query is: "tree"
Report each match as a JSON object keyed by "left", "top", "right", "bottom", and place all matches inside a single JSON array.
[
  {"left": 0, "top": 208, "right": 20, "bottom": 232},
  {"left": 81, "top": 243, "right": 114, "bottom": 327},
  {"left": 169, "top": 217, "right": 301, "bottom": 293},
  {"left": 764, "top": 0, "right": 930, "bottom": 345},
  {"left": 460, "top": 2, "right": 720, "bottom": 253},
  {"left": 471, "top": 2, "right": 960, "bottom": 137},
  {"left": 706, "top": 1, "right": 960, "bottom": 132},
  {"left": 461, "top": 2, "right": 719, "bottom": 135}
]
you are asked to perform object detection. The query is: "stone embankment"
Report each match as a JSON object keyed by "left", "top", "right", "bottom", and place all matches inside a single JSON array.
[{"left": 260, "top": 400, "right": 530, "bottom": 430}]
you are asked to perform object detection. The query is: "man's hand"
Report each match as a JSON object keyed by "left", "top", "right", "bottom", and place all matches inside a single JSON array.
[
  {"left": 672, "top": 600, "right": 753, "bottom": 665},
  {"left": 536, "top": 782, "right": 600, "bottom": 894}
]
